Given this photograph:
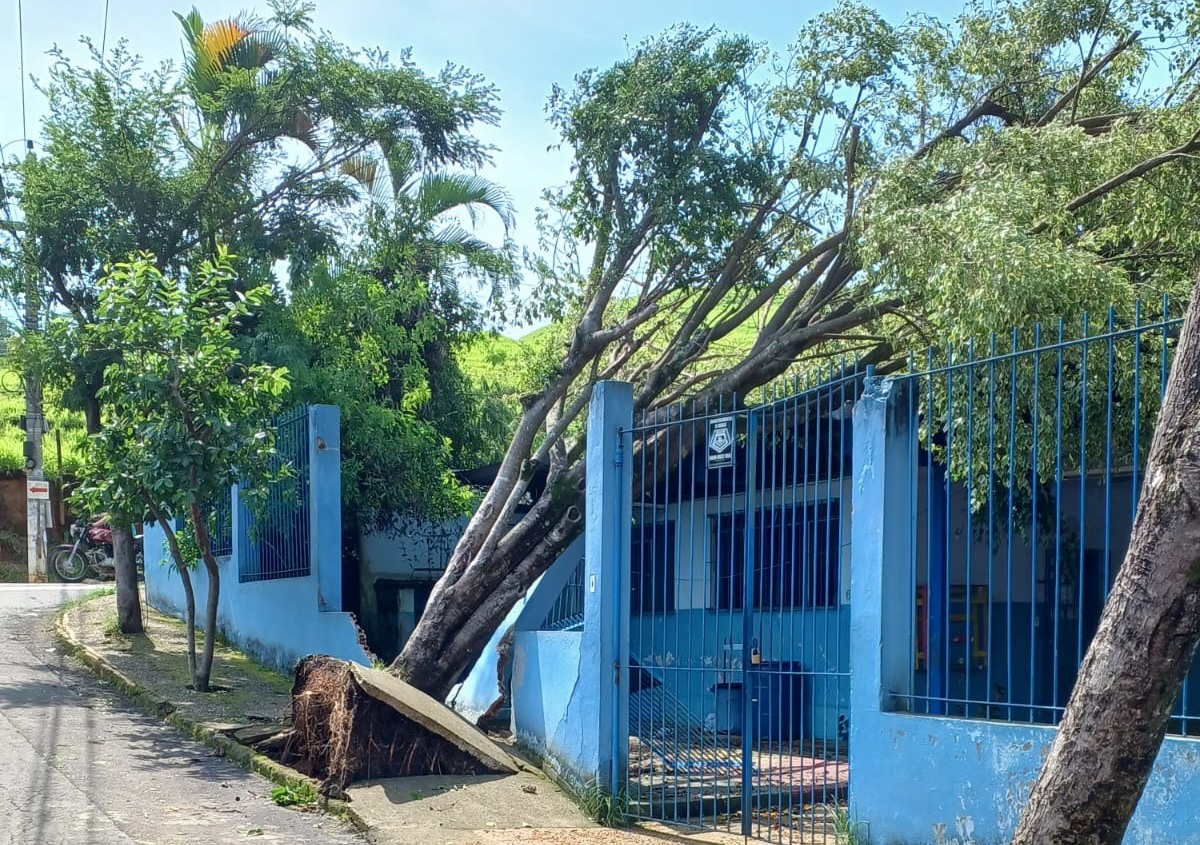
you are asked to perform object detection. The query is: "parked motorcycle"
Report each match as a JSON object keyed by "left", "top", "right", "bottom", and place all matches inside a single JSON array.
[{"left": 51, "top": 517, "right": 143, "bottom": 582}]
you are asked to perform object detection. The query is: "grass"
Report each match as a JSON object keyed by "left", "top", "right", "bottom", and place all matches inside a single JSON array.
[
  {"left": 573, "top": 781, "right": 627, "bottom": 827},
  {"left": 100, "top": 611, "right": 124, "bottom": 638},
  {"left": 0, "top": 559, "right": 24, "bottom": 582},
  {"left": 831, "top": 806, "right": 866, "bottom": 845},
  {"left": 59, "top": 586, "right": 116, "bottom": 614}
]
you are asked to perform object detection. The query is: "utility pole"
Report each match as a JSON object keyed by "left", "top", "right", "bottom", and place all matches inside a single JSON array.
[
  {"left": 23, "top": 267, "right": 48, "bottom": 581},
  {"left": 2, "top": 138, "right": 47, "bottom": 581}
]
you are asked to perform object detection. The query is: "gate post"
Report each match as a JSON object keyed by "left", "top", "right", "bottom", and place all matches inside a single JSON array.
[
  {"left": 584, "top": 380, "right": 633, "bottom": 797},
  {"left": 308, "top": 404, "right": 342, "bottom": 612},
  {"left": 850, "top": 375, "right": 916, "bottom": 825}
]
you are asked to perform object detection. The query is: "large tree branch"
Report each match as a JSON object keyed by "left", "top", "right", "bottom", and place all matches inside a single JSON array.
[
  {"left": 1031, "top": 125, "right": 1200, "bottom": 235},
  {"left": 913, "top": 99, "right": 1022, "bottom": 160},
  {"left": 1037, "top": 28, "right": 1137, "bottom": 128}
]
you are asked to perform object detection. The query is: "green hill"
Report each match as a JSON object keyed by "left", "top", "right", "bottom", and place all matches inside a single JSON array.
[{"left": 0, "top": 372, "right": 87, "bottom": 479}]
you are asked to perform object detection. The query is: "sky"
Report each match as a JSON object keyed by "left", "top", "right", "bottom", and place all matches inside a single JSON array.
[{"left": 1, "top": 0, "right": 961, "bottom": 331}]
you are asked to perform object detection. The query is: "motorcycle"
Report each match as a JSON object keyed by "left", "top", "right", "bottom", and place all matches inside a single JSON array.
[{"left": 51, "top": 518, "right": 143, "bottom": 583}]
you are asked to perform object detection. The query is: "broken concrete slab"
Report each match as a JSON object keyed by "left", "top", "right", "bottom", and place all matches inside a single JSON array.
[
  {"left": 347, "top": 773, "right": 593, "bottom": 845},
  {"left": 348, "top": 663, "right": 530, "bottom": 776}
]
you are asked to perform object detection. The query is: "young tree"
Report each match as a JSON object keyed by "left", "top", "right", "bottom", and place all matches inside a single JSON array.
[
  {"left": 393, "top": 0, "right": 1200, "bottom": 697},
  {"left": 70, "top": 251, "right": 288, "bottom": 691},
  {"left": 1009, "top": 280, "right": 1200, "bottom": 843}
]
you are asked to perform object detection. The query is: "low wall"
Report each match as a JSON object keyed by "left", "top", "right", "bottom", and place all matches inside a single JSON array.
[
  {"left": 143, "top": 405, "right": 369, "bottom": 674},
  {"left": 851, "top": 712, "right": 1200, "bottom": 845},
  {"left": 511, "top": 630, "right": 594, "bottom": 785},
  {"left": 850, "top": 378, "right": 1200, "bottom": 844},
  {"left": 144, "top": 520, "right": 370, "bottom": 673}
]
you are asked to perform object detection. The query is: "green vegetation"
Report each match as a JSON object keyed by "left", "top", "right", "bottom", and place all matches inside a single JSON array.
[
  {"left": 0, "top": 371, "right": 85, "bottom": 478},
  {"left": 100, "top": 612, "right": 123, "bottom": 638},
  {"left": 270, "top": 782, "right": 318, "bottom": 808}
]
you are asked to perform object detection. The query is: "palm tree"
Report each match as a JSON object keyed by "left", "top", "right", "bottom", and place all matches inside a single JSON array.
[{"left": 342, "top": 137, "right": 516, "bottom": 297}]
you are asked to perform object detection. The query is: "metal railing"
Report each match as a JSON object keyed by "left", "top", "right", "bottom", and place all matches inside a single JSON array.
[
  {"left": 540, "top": 560, "right": 586, "bottom": 631},
  {"left": 206, "top": 491, "right": 233, "bottom": 558},
  {"left": 238, "top": 406, "right": 312, "bottom": 583},
  {"left": 897, "top": 298, "right": 1199, "bottom": 734}
]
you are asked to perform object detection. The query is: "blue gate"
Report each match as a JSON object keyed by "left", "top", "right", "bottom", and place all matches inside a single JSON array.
[{"left": 620, "top": 370, "right": 857, "bottom": 841}]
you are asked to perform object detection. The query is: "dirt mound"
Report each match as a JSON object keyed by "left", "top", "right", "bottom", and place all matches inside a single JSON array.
[{"left": 284, "top": 655, "right": 506, "bottom": 789}]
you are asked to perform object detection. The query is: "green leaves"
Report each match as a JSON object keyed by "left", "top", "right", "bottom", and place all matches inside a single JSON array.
[{"left": 69, "top": 252, "right": 288, "bottom": 531}]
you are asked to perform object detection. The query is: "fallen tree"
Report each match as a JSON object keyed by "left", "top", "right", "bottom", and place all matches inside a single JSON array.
[{"left": 389, "top": 0, "right": 1200, "bottom": 700}]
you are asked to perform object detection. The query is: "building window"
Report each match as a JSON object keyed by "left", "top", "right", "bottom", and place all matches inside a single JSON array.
[
  {"left": 631, "top": 521, "right": 675, "bottom": 614},
  {"left": 710, "top": 501, "right": 840, "bottom": 610}
]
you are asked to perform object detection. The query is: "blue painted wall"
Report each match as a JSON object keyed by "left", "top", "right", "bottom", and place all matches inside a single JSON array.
[
  {"left": 852, "top": 714, "right": 1200, "bottom": 845},
  {"left": 512, "top": 630, "right": 599, "bottom": 783},
  {"left": 144, "top": 406, "right": 370, "bottom": 674}
]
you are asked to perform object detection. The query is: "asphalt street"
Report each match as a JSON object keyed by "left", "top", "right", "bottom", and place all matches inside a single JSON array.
[{"left": 0, "top": 584, "right": 362, "bottom": 844}]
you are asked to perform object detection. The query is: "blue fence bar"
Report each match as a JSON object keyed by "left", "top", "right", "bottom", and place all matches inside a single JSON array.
[
  {"left": 540, "top": 560, "right": 586, "bottom": 631},
  {"left": 620, "top": 366, "right": 858, "bottom": 842},
  {"left": 238, "top": 406, "right": 312, "bottom": 583},
  {"left": 898, "top": 300, "right": 1198, "bottom": 734},
  {"left": 207, "top": 490, "right": 234, "bottom": 557}
]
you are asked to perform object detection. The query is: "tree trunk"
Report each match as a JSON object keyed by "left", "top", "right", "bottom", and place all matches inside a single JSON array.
[
  {"left": 112, "top": 527, "right": 143, "bottom": 634},
  {"left": 1011, "top": 286, "right": 1200, "bottom": 845},
  {"left": 156, "top": 514, "right": 198, "bottom": 687},
  {"left": 85, "top": 387, "right": 145, "bottom": 634},
  {"left": 190, "top": 503, "right": 220, "bottom": 693}
]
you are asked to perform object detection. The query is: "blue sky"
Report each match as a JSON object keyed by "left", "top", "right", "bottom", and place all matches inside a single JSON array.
[{"left": 2, "top": 0, "right": 960, "bottom": 329}]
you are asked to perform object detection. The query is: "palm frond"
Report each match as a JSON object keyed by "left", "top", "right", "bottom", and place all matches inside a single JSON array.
[
  {"left": 197, "top": 19, "right": 252, "bottom": 69},
  {"left": 430, "top": 223, "right": 504, "bottom": 257},
  {"left": 417, "top": 172, "right": 515, "bottom": 232},
  {"left": 341, "top": 153, "right": 380, "bottom": 190},
  {"left": 379, "top": 135, "right": 420, "bottom": 201},
  {"left": 227, "top": 28, "right": 288, "bottom": 71},
  {"left": 175, "top": 8, "right": 205, "bottom": 50}
]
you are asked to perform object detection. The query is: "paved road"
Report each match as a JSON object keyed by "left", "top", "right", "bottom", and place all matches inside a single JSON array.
[{"left": 0, "top": 585, "right": 362, "bottom": 845}]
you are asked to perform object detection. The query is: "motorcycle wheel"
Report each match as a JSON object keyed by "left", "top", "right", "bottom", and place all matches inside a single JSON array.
[{"left": 51, "top": 547, "right": 88, "bottom": 582}]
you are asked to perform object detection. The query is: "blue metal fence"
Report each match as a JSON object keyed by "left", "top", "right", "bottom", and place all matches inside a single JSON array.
[
  {"left": 620, "top": 365, "right": 858, "bottom": 842},
  {"left": 540, "top": 560, "right": 586, "bottom": 631},
  {"left": 207, "top": 491, "right": 234, "bottom": 558},
  {"left": 238, "top": 406, "right": 312, "bottom": 583},
  {"left": 898, "top": 299, "right": 1199, "bottom": 734}
]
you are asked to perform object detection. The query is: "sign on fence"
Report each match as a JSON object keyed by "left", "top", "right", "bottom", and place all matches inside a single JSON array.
[{"left": 707, "top": 416, "right": 734, "bottom": 469}]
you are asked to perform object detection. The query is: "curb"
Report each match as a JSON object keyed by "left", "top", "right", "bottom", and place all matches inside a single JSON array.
[{"left": 52, "top": 598, "right": 362, "bottom": 827}]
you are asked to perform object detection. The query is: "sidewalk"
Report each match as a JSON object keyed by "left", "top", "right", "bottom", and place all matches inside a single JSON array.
[{"left": 58, "top": 591, "right": 748, "bottom": 845}]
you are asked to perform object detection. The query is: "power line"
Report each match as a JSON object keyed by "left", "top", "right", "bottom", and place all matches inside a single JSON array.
[
  {"left": 101, "top": 0, "right": 111, "bottom": 59},
  {"left": 17, "top": 0, "right": 28, "bottom": 145}
]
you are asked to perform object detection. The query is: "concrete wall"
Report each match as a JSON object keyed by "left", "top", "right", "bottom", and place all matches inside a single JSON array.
[
  {"left": 854, "top": 713, "right": 1200, "bottom": 845},
  {"left": 512, "top": 630, "right": 598, "bottom": 782},
  {"left": 144, "top": 406, "right": 370, "bottom": 673}
]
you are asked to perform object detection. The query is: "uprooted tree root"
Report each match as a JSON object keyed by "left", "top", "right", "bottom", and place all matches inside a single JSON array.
[{"left": 283, "top": 655, "right": 491, "bottom": 790}]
